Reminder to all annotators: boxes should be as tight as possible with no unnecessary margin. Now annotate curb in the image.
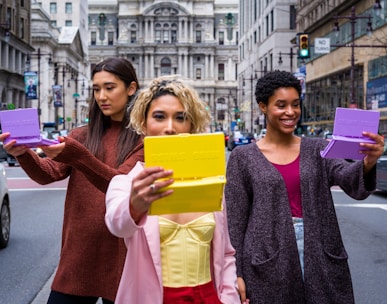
[31,270,55,304]
[31,269,103,303]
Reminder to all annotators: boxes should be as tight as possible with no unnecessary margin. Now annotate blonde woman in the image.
[105,76,242,304]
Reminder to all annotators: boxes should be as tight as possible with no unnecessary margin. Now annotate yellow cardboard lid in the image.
[144,133,226,215]
[144,133,225,179]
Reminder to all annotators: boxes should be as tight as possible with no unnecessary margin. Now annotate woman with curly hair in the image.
[105,76,242,304]
[225,70,384,303]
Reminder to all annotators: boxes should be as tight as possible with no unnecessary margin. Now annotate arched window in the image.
[154,21,180,44]
[130,24,137,43]
[163,23,170,43]
[196,24,202,43]
[155,23,162,43]
[161,58,171,75]
[171,23,177,42]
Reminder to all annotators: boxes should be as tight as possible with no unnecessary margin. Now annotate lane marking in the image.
[10,188,66,192]
[334,203,387,211]
[331,187,387,211]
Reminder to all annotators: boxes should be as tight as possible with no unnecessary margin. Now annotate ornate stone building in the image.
[89,0,239,132]
[0,0,33,112]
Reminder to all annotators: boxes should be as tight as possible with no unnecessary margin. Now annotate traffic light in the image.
[298,33,310,59]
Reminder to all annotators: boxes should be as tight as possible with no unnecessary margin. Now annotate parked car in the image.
[48,129,68,140]
[324,132,333,140]
[376,139,387,192]
[0,142,7,161]
[0,162,10,248]
[214,131,229,147]
[254,128,267,141]
[6,153,18,167]
[227,131,255,151]
[223,132,229,147]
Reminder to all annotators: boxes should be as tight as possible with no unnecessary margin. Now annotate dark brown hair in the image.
[84,57,141,167]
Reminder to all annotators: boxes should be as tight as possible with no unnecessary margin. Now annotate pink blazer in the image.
[105,162,240,304]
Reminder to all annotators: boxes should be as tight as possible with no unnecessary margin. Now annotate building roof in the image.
[58,26,79,44]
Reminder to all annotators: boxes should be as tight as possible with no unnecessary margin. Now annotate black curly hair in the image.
[255,70,302,105]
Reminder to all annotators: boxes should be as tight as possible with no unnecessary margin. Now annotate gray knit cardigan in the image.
[225,137,376,304]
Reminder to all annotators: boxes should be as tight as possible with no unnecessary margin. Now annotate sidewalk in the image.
[31,270,102,304]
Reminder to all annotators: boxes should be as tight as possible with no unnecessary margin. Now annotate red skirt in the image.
[163,281,222,304]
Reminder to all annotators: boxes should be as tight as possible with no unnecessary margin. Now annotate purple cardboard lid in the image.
[0,108,58,147]
[320,108,380,160]
[333,108,380,138]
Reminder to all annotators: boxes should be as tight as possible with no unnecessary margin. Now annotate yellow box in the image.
[144,133,226,215]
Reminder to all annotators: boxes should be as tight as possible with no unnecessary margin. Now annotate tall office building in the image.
[238,0,298,132]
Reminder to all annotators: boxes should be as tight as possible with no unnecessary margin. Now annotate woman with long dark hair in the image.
[0,57,144,303]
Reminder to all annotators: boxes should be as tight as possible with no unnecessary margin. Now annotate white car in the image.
[0,163,10,248]
[255,128,267,141]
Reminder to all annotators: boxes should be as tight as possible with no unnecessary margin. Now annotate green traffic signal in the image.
[300,49,309,57]
[298,33,310,59]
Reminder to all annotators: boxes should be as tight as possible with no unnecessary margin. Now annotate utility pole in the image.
[278,47,296,72]
[26,48,52,127]
[333,5,380,108]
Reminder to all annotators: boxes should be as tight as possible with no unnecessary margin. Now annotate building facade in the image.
[88,0,239,133]
[238,0,298,133]
[0,0,89,131]
[37,0,89,59]
[28,1,89,130]
[0,0,33,113]
[297,0,387,135]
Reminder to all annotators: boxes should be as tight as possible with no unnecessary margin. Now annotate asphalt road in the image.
[332,189,387,304]
[0,165,66,304]
[1,164,387,304]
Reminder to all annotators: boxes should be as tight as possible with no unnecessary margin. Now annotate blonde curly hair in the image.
[129,76,211,135]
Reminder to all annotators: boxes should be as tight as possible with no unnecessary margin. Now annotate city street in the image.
[0,164,386,304]
[332,188,387,304]
[0,164,66,304]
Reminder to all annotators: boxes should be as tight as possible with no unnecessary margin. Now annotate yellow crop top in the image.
[158,213,216,287]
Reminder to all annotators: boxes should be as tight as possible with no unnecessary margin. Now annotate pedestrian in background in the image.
[0,57,144,303]
[225,70,384,303]
[105,76,242,304]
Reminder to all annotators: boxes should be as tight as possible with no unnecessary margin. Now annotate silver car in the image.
[0,163,10,248]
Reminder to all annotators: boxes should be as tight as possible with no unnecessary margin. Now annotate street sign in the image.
[314,38,330,54]
[73,93,80,98]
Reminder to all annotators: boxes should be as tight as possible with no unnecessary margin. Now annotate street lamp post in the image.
[242,73,257,133]
[71,78,86,128]
[54,64,76,130]
[26,48,52,126]
[250,73,256,132]
[62,67,66,130]
[243,68,267,132]
[333,4,381,108]
[278,47,296,72]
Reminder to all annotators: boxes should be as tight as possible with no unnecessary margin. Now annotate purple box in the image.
[0,108,59,147]
[320,108,380,160]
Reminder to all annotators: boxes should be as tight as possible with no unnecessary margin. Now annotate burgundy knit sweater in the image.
[17,121,144,301]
